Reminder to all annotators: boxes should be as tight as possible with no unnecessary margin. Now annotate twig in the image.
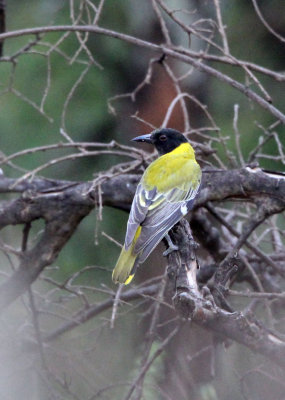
[22,223,50,376]
[43,284,158,342]
[0,25,284,122]
[10,149,140,188]
[0,0,5,56]
[152,0,172,45]
[206,203,284,277]
[251,0,285,43]
[162,62,191,132]
[61,62,92,136]
[124,325,179,400]
[131,272,168,400]
[213,0,229,54]
[233,104,245,167]
[228,289,285,300]
[110,284,123,329]
[0,140,145,166]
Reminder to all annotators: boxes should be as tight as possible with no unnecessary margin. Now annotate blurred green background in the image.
[0,0,284,399]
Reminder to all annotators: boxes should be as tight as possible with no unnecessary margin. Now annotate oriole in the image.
[112,128,201,284]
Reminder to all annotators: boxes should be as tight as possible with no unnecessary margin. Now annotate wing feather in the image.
[124,184,157,249]
[124,157,201,259]
[134,182,200,256]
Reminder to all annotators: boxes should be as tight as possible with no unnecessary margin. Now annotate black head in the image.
[132,128,188,155]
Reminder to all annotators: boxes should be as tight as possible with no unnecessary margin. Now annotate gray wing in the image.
[134,183,200,263]
[124,183,157,249]
[125,169,201,262]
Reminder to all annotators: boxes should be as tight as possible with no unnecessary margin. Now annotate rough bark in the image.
[0,167,284,311]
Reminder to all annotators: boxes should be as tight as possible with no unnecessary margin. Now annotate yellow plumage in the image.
[143,143,200,193]
[112,226,141,284]
[112,129,201,285]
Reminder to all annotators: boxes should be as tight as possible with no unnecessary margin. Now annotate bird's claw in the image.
[163,245,179,256]
[163,233,179,256]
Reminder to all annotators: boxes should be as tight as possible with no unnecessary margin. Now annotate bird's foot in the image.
[163,233,179,256]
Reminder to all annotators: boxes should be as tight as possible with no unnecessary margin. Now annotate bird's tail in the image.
[112,227,141,285]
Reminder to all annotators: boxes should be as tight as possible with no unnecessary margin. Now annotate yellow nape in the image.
[169,142,195,157]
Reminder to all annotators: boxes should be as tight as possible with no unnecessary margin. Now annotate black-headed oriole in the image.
[112,128,201,284]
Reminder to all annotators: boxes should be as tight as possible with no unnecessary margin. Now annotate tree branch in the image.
[166,220,285,370]
[0,25,285,123]
[44,284,158,342]
[0,167,283,311]
[40,219,285,372]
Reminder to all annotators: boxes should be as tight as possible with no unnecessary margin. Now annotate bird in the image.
[112,128,201,285]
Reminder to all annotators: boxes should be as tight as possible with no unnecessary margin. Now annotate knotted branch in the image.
[165,219,285,370]
[0,167,283,311]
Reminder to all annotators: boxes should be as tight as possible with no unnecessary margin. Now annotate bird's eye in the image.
[160,135,167,141]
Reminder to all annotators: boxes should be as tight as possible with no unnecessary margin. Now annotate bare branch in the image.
[0,25,284,123]
[251,0,285,44]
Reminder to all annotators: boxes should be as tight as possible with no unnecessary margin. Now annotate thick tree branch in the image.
[39,219,285,372]
[0,184,94,311]
[0,166,284,210]
[166,220,285,370]
[0,167,283,311]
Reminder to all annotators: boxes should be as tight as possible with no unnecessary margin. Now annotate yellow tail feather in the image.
[112,246,137,284]
[112,227,141,285]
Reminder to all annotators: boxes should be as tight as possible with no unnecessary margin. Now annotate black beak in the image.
[131,133,152,143]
